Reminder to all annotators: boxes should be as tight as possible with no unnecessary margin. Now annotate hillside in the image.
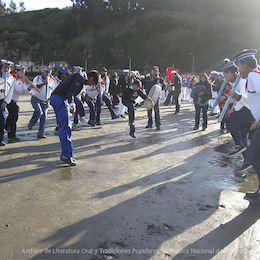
[0,2,259,74]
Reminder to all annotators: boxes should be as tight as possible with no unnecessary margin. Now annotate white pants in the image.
[117,95,127,115]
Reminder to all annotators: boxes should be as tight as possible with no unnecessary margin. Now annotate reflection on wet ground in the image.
[213,139,258,193]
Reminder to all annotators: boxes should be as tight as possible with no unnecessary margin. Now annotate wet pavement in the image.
[0,95,259,260]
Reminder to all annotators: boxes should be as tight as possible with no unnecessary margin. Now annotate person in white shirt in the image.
[232,49,260,201]
[0,59,15,146]
[28,66,56,138]
[6,65,31,142]
[220,59,254,172]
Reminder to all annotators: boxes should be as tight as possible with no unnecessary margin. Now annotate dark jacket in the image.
[144,74,165,94]
[122,87,147,104]
[52,73,86,104]
[118,74,132,94]
[191,83,212,106]
[109,75,119,95]
[172,73,182,93]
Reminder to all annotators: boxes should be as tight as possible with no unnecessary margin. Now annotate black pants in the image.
[164,91,175,105]
[195,104,208,128]
[174,90,181,113]
[6,100,19,138]
[123,100,135,134]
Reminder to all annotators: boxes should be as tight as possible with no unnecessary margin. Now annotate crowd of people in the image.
[0,49,259,202]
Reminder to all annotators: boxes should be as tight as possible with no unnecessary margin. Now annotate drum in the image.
[144,84,162,109]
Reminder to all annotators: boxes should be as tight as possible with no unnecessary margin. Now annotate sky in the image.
[4,0,73,11]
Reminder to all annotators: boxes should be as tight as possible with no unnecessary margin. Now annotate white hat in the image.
[123,69,129,73]
[235,49,257,62]
[1,59,14,66]
[43,65,52,72]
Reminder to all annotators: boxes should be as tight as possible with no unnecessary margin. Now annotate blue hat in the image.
[43,65,52,72]
[234,49,257,62]
[220,59,237,71]
[16,64,27,71]
[1,59,14,66]
[58,66,69,73]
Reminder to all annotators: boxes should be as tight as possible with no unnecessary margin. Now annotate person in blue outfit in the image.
[50,70,99,166]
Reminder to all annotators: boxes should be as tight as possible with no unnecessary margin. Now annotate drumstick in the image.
[24,76,41,93]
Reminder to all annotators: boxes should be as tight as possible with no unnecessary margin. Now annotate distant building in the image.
[18,61,35,72]
[49,61,69,71]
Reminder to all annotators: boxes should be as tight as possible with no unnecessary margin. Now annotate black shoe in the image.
[37,135,47,139]
[96,122,102,126]
[88,120,96,126]
[0,141,6,146]
[60,155,77,166]
[112,115,119,119]
[28,123,33,130]
[8,136,20,142]
[129,133,136,138]
[146,125,153,129]
[236,162,252,172]
[163,103,168,106]
[193,126,199,130]
[228,145,246,157]
[5,126,11,132]
[202,127,207,131]
[156,126,161,130]
[120,115,126,118]
[244,192,260,200]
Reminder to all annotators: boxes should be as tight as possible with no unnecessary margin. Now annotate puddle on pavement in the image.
[56,167,100,181]
[213,139,258,193]
[237,174,258,193]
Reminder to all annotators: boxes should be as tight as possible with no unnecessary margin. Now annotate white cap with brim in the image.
[234,49,257,62]
[43,65,52,72]
[123,69,129,73]
[73,66,83,72]
[220,60,236,71]
[1,59,14,66]
[171,70,177,74]
[16,64,27,70]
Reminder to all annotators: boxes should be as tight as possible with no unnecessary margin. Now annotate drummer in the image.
[122,79,149,138]
[143,66,165,130]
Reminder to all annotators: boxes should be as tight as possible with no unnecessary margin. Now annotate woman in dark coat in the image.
[191,73,212,131]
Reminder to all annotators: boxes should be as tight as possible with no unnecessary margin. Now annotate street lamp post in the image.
[128,56,132,71]
[190,53,195,74]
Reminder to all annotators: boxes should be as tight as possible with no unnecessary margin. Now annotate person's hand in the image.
[70,105,76,114]
[1,101,7,110]
[232,92,241,100]
[86,96,91,102]
[250,121,260,131]
[225,108,234,117]
[119,92,123,97]
[81,92,85,98]
[218,96,225,103]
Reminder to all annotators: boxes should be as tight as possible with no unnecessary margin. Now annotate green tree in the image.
[0,0,6,16]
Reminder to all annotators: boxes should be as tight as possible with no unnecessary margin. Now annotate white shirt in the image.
[12,76,29,102]
[32,75,56,101]
[0,73,14,104]
[83,84,99,100]
[233,77,248,111]
[240,70,260,121]
[100,74,110,93]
